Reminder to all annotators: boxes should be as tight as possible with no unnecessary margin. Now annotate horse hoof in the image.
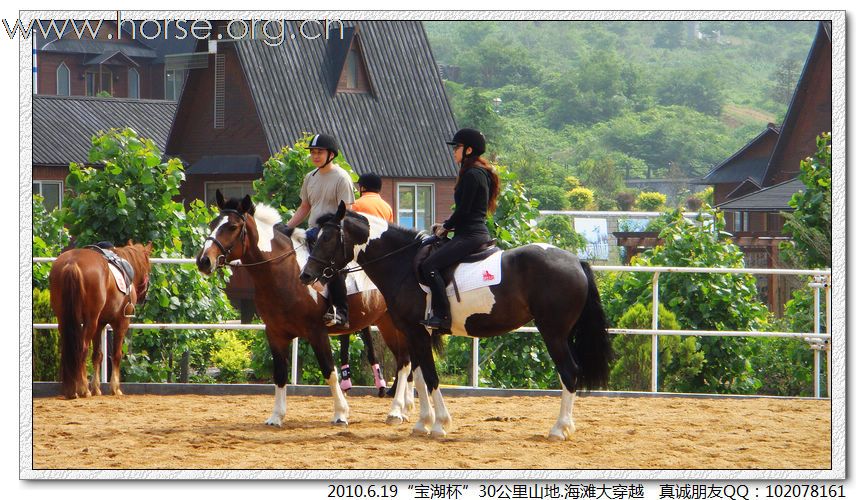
[378,387,386,398]
[385,415,405,426]
[264,417,283,427]
[431,428,447,438]
[411,425,430,436]
[547,429,568,441]
[332,419,349,427]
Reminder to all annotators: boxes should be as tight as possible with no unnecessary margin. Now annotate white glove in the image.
[431,223,448,238]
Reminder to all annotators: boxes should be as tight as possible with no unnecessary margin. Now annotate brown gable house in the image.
[165,21,459,317]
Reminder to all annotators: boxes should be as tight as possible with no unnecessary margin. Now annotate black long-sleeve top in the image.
[443,165,492,236]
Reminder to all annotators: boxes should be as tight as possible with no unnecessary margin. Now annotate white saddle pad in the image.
[419,249,503,297]
[108,263,131,295]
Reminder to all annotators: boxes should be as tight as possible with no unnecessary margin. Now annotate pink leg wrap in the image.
[372,363,386,389]
[339,364,352,391]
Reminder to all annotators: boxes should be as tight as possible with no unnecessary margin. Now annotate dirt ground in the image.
[31,393,830,470]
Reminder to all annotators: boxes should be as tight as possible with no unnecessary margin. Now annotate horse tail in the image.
[431,332,445,357]
[569,261,612,391]
[59,264,85,396]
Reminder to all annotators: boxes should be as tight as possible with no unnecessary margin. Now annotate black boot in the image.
[420,271,451,333]
[324,274,350,329]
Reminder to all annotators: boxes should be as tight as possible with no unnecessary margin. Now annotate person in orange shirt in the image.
[352,173,394,222]
[336,172,394,393]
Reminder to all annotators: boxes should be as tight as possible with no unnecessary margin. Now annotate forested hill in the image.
[423,20,816,208]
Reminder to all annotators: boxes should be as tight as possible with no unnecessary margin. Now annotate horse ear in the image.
[145,242,153,254]
[336,200,346,220]
[216,189,225,209]
[127,239,133,246]
[240,195,253,214]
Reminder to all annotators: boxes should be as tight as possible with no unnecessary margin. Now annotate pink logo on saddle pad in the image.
[482,270,495,281]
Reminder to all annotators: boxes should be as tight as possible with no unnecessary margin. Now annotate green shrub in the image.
[211,331,252,383]
[635,191,667,211]
[32,288,60,381]
[566,186,595,210]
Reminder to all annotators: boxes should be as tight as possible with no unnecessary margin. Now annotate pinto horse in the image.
[195,191,413,426]
[49,241,153,399]
[300,202,613,440]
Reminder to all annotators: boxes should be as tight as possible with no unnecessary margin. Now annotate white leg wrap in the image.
[328,370,350,425]
[265,384,287,426]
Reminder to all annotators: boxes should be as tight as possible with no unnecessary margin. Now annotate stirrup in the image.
[420,315,451,333]
[123,303,135,318]
[324,307,349,329]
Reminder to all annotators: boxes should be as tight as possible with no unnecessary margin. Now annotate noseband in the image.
[205,209,248,267]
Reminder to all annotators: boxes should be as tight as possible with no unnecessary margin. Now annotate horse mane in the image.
[253,203,281,227]
[113,242,151,277]
[318,210,427,243]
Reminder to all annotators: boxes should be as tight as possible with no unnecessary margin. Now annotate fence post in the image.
[826,276,831,397]
[651,272,660,393]
[291,337,299,385]
[101,325,109,384]
[813,283,821,398]
[471,337,479,388]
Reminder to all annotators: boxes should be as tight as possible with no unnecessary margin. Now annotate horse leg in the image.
[411,365,433,435]
[411,333,451,437]
[361,328,386,396]
[89,323,106,396]
[338,334,352,392]
[309,331,349,426]
[108,318,130,396]
[538,326,581,441]
[385,362,412,425]
[77,318,100,398]
[264,338,291,427]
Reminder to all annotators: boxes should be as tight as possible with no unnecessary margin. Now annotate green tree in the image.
[780,132,831,269]
[605,209,772,393]
[768,55,802,106]
[539,214,587,254]
[610,302,705,392]
[32,195,70,290]
[566,186,595,210]
[656,65,726,116]
[60,128,237,382]
[531,185,569,210]
[486,164,550,249]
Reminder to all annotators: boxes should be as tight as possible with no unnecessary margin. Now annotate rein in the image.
[309,220,421,278]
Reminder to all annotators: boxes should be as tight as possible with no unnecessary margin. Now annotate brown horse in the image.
[49,241,153,399]
[195,191,413,426]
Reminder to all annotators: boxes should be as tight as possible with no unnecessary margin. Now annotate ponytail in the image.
[458,155,500,215]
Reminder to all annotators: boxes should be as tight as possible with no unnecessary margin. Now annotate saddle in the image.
[414,237,499,302]
[85,243,135,293]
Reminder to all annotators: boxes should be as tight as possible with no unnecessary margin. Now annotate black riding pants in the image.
[420,231,491,278]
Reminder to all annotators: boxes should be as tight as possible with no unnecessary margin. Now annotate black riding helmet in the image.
[446,128,486,156]
[307,133,339,168]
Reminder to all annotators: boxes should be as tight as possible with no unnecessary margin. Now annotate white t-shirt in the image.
[300,165,356,226]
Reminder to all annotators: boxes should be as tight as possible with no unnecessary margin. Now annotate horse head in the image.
[196,189,255,274]
[300,201,361,285]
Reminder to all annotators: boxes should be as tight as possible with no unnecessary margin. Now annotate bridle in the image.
[306,219,421,280]
[205,209,249,268]
[205,209,301,269]
[305,220,348,280]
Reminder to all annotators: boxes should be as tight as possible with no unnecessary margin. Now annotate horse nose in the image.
[299,272,313,285]
[197,255,212,274]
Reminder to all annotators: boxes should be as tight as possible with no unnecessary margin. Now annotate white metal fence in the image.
[32,257,832,397]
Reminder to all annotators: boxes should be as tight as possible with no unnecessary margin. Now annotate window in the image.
[165,69,187,101]
[85,68,113,96]
[397,184,434,231]
[34,181,62,210]
[345,49,359,89]
[336,39,371,93]
[128,68,140,99]
[56,63,70,96]
[733,211,750,232]
[205,181,254,207]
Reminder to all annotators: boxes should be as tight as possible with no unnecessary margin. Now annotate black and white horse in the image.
[299,202,612,440]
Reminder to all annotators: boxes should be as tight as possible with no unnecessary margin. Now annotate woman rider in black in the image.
[420,128,500,333]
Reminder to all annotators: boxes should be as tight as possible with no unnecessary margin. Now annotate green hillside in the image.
[424,20,816,208]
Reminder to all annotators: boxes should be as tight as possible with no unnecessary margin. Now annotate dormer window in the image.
[337,37,371,94]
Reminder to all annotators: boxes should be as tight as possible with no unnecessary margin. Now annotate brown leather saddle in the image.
[414,237,500,302]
